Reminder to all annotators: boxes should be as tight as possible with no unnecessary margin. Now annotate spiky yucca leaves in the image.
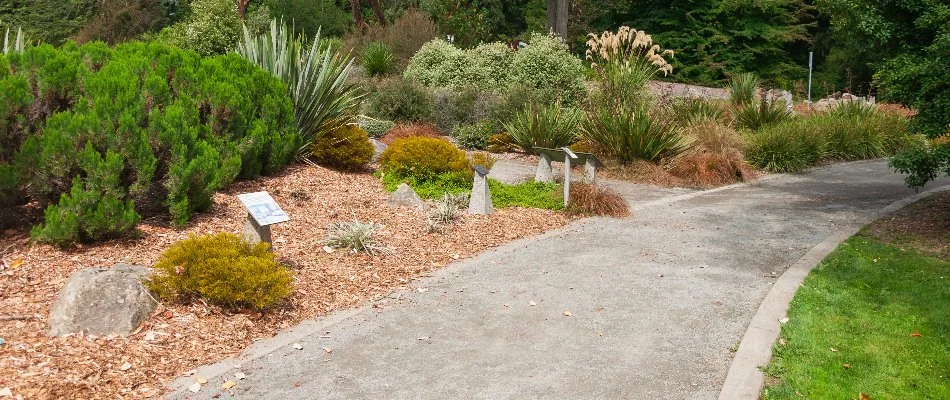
[237,20,363,158]
[503,103,581,153]
[582,106,690,164]
[729,73,758,107]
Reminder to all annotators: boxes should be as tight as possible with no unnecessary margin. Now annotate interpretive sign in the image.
[238,191,289,226]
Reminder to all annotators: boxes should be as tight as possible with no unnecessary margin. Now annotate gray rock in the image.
[48,264,158,337]
[370,139,388,162]
[387,183,425,208]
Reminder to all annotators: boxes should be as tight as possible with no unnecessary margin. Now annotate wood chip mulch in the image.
[0,165,569,399]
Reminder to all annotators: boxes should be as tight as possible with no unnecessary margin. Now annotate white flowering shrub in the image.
[404,34,584,105]
[161,0,242,56]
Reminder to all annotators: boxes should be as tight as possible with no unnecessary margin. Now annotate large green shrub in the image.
[147,233,293,310]
[1,41,298,244]
[159,0,242,56]
[891,136,950,190]
[453,122,495,150]
[365,77,433,122]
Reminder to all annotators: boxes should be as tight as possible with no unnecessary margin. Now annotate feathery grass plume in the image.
[585,26,674,108]
[1,20,28,54]
[729,73,758,107]
[237,19,363,159]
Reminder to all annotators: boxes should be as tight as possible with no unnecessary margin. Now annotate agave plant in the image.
[581,106,690,164]
[503,103,581,153]
[237,20,364,159]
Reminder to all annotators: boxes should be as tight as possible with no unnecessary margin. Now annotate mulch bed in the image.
[0,165,569,399]
[864,190,950,259]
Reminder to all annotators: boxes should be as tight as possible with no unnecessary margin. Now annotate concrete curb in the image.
[717,183,950,400]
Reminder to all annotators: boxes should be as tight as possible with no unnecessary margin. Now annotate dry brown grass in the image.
[380,122,445,145]
[342,9,437,71]
[684,121,744,154]
[567,183,630,217]
[668,150,757,188]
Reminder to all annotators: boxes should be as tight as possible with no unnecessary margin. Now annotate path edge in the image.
[717,183,950,400]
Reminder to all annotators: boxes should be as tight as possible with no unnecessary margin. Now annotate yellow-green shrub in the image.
[310,124,374,169]
[147,233,293,310]
[379,136,471,179]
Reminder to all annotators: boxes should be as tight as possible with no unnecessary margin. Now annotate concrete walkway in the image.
[169,160,947,400]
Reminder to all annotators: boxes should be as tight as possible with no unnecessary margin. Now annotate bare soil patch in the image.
[0,165,568,399]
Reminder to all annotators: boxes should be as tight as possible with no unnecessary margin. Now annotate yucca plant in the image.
[362,42,394,77]
[729,73,758,107]
[581,106,690,164]
[237,19,363,159]
[503,103,581,153]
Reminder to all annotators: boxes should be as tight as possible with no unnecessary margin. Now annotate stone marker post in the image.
[584,161,597,182]
[243,215,272,244]
[237,191,289,248]
[469,165,493,215]
[536,153,554,183]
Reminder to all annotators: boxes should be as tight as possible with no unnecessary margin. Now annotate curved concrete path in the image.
[169,160,948,400]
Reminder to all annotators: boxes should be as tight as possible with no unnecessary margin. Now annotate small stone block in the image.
[536,153,554,183]
[468,172,493,215]
[243,214,272,245]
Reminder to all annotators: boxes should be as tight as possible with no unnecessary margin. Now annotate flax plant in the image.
[237,20,363,159]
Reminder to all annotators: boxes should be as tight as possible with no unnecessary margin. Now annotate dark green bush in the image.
[310,124,374,170]
[147,233,293,310]
[1,41,298,244]
[891,136,950,189]
[365,77,433,122]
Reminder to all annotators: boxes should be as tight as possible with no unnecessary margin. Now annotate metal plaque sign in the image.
[237,191,289,226]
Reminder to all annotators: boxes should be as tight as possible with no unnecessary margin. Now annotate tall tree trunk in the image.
[237,0,251,19]
[555,0,569,38]
[369,0,386,25]
[546,0,569,38]
[349,0,363,27]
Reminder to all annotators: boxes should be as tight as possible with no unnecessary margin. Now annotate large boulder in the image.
[387,183,425,208]
[48,264,158,337]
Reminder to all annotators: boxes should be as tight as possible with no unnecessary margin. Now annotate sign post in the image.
[807,51,813,111]
[237,191,289,246]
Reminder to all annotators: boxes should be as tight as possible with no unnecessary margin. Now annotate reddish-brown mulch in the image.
[0,165,568,399]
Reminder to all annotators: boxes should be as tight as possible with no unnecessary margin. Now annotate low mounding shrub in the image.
[567,183,630,217]
[504,104,581,153]
[582,107,690,164]
[310,124,374,170]
[365,77,433,122]
[891,136,950,189]
[379,136,471,180]
[454,122,495,150]
[3,41,298,244]
[358,116,394,139]
[380,122,443,145]
[158,0,243,56]
[362,42,395,77]
[147,233,293,310]
[430,87,501,135]
[744,121,825,173]
[325,220,386,255]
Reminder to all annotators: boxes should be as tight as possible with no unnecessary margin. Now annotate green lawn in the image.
[381,172,563,210]
[763,235,950,399]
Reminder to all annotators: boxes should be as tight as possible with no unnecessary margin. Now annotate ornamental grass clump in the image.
[503,103,581,153]
[586,26,674,108]
[582,107,690,164]
[567,183,629,217]
[362,42,394,76]
[147,233,293,310]
[326,220,386,255]
[729,73,758,107]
